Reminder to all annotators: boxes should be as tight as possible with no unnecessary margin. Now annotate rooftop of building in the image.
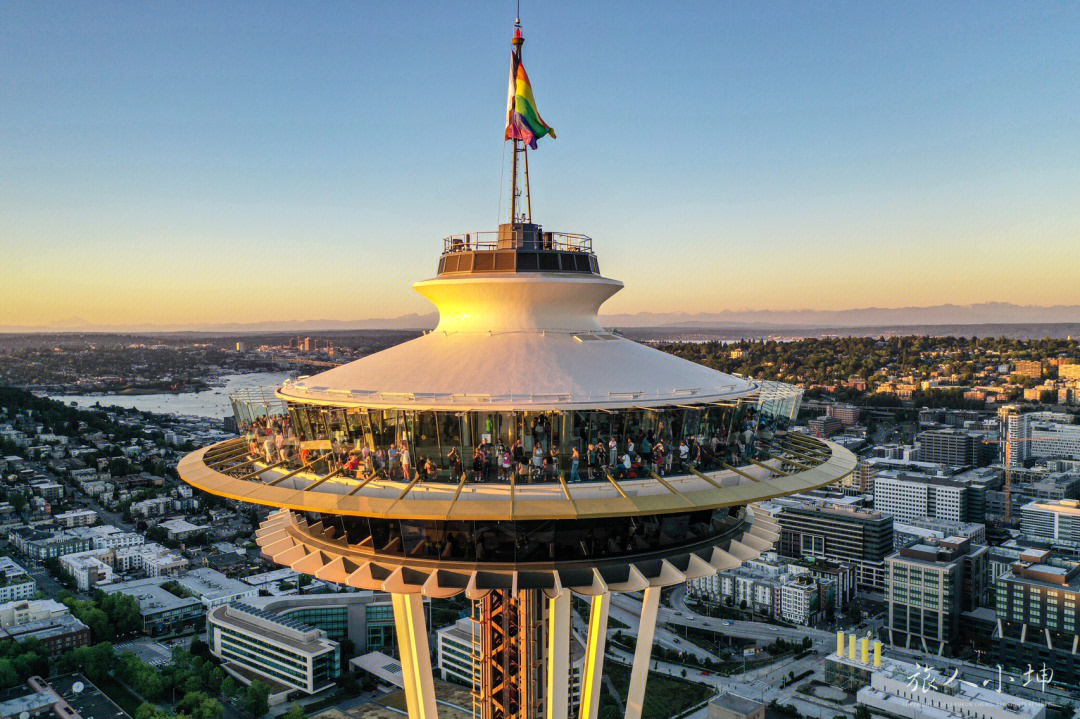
[1022,498,1080,515]
[0,556,29,577]
[0,611,88,642]
[776,498,889,522]
[158,518,209,532]
[100,577,203,613]
[174,568,254,601]
[50,673,131,719]
[211,602,336,656]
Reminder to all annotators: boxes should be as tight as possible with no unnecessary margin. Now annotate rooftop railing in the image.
[441,231,593,255]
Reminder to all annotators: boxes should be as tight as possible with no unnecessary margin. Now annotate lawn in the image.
[600,660,714,719]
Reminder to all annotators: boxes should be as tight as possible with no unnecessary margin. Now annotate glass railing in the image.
[225,427,826,490]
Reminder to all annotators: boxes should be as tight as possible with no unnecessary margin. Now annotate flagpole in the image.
[510,20,529,225]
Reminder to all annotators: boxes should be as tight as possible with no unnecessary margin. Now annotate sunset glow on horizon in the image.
[2,2,1078,328]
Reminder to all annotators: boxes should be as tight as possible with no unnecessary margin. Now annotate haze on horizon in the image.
[2,2,1078,329]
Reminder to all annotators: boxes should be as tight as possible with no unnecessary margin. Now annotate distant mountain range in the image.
[2,302,1078,334]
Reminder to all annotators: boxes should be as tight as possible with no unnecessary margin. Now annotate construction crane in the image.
[981,435,1057,523]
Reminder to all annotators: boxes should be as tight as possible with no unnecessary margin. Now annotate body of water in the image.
[50,370,296,419]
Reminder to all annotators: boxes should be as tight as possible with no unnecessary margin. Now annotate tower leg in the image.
[624,587,660,719]
[579,593,610,719]
[391,592,438,719]
[546,592,570,719]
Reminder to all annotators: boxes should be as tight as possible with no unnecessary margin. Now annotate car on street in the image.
[686,615,695,621]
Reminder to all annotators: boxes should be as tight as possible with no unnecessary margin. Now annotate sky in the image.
[2,2,1078,328]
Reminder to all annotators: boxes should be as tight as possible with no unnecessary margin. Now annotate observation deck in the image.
[178,431,854,596]
[437,223,599,276]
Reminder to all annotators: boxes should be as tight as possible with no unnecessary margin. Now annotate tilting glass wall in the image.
[230,386,288,427]
[284,402,761,483]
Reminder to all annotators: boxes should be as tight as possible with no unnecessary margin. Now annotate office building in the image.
[873,473,972,524]
[885,536,987,655]
[893,518,985,549]
[808,415,843,438]
[775,501,893,591]
[996,550,1080,685]
[916,429,979,467]
[241,592,411,656]
[0,557,36,603]
[1020,499,1080,544]
[172,568,257,609]
[1005,411,1080,467]
[208,602,340,696]
[101,577,205,637]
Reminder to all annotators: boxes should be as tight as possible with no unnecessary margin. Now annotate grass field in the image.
[599,661,714,719]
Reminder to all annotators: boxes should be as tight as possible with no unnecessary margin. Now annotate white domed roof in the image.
[279,269,756,410]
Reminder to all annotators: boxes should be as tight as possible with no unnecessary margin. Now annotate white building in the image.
[0,557,37,602]
[208,602,340,696]
[779,579,817,625]
[71,525,146,551]
[144,549,190,577]
[59,551,114,592]
[158,517,210,541]
[1006,411,1080,467]
[858,658,1044,719]
[0,598,69,628]
[54,509,98,528]
[1020,499,1080,543]
[874,473,968,524]
[175,568,257,609]
[130,497,174,518]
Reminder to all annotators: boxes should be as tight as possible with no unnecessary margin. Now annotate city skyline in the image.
[3,2,1078,328]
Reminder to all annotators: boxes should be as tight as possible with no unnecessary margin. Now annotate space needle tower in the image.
[180,19,854,719]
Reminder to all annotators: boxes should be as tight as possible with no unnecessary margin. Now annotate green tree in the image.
[221,677,239,702]
[242,681,270,719]
[0,658,20,691]
[854,706,872,719]
[282,706,307,719]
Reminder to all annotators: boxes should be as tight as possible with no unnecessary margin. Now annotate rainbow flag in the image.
[505,52,555,149]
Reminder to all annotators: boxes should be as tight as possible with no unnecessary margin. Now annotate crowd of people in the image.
[238,411,770,487]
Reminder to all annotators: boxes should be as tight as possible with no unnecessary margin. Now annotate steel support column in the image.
[579,592,610,719]
[624,587,660,719]
[391,592,438,719]
[546,592,570,719]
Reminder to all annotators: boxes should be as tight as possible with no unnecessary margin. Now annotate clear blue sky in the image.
[2,2,1078,326]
